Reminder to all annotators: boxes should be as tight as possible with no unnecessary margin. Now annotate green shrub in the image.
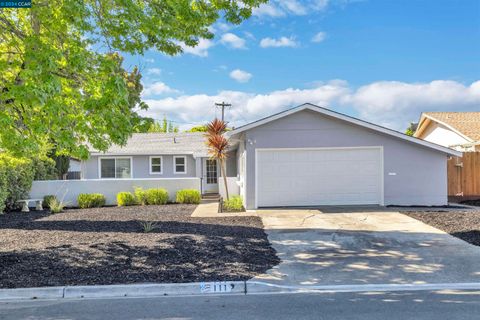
[78,193,106,208]
[223,196,244,212]
[145,188,169,205]
[43,195,57,208]
[134,187,148,205]
[49,198,66,214]
[0,166,7,214]
[32,157,58,180]
[0,155,35,212]
[139,221,158,233]
[117,192,137,206]
[176,189,201,204]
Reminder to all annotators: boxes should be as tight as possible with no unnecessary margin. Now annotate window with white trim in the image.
[150,156,163,174]
[100,158,131,178]
[174,156,187,174]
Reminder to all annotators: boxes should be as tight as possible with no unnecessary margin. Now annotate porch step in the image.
[201,193,220,202]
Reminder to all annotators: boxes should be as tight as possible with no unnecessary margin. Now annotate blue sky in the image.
[124,0,480,131]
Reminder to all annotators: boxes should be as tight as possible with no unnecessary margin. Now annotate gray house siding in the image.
[242,109,448,209]
[83,155,197,179]
[225,151,238,177]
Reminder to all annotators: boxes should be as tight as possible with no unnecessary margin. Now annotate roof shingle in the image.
[423,112,480,141]
[90,132,209,157]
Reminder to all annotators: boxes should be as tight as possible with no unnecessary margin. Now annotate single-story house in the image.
[81,132,237,194]
[414,112,480,151]
[226,104,460,209]
[32,103,461,208]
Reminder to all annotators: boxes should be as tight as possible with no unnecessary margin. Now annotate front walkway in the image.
[251,207,480,286]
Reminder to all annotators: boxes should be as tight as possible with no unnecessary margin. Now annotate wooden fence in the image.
[448,152,480,199]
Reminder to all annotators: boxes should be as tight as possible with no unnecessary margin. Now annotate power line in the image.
[215,101,232,122]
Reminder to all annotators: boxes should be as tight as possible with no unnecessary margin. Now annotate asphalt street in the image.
[1,289,479,320]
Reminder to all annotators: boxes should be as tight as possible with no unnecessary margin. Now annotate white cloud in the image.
[144,58,154,63]
[311,31,327,43]
[220,33,247,49]
[253,0,331,18]
[140,80,480,131]
[345,80,480,129]
[229,69,253,83]
[142,82,180,97]
[253,3,286,17]
[180,38,214,57]
[146,68,161,75]
[217,22,233,32]
[244,31,256,40]
[141,80,349,125]
[278,0,307,15]
[260,36,298,48]
[310,0,329,11]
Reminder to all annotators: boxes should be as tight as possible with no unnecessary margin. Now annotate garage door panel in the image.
[256,148,382,207]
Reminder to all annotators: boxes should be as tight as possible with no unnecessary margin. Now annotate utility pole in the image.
[215,102,232,122]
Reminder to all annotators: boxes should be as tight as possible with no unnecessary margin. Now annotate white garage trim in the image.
[254,146,384,209]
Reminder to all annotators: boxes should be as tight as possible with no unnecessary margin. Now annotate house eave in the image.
[227,103,462,157]
[414,113,475,143]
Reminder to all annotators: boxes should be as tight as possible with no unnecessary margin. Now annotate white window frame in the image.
[173,156,187,174]
[98,156,133,179]
[149,156,163,175]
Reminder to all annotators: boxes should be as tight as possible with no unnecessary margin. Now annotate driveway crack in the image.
[300,214,316,227]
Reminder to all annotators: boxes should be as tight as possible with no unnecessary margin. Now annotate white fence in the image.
[218,177,240,199]
[30,178,201,206]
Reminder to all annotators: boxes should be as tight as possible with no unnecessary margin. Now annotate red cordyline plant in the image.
[206,118,230,200]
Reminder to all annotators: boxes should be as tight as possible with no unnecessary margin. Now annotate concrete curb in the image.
[0,286,65,301]
[246,281,480,294]
[0,281,245,301]
[2,281,480,301]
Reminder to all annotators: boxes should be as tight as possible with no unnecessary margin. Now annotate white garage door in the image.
[256,147,383,207]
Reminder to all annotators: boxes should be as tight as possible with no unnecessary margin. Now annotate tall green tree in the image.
[405,122,418,136]
[138,115,179,133]
[0,0,265,159]
[186,125,208,132]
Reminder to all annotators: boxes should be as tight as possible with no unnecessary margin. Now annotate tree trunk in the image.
[220,159,229,200]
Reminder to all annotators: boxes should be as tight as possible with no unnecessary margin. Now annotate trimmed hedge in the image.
[0,155,60,213]
[223,196,244,212]
[78,193,106,208]
[145,188,169,205]
[176,189,201,204]
[134,187,148,205]
[0,155,35,212]
[117,192,137,206]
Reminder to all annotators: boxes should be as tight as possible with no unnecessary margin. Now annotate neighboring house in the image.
[31,103,460,208]
[226,103,460,209]
[67,158,82,180]
[414,112,480,151]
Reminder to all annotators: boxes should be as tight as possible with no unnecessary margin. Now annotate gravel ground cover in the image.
[0,204,279,288]
[403,210,480,246]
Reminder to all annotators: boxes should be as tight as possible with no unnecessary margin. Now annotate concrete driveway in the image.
[251,206,480,286]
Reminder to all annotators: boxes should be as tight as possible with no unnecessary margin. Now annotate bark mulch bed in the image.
[0,204,279,288]
[403,210,480,247]
[461,199,480,207]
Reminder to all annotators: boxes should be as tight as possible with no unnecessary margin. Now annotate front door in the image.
[203,158,219,193]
